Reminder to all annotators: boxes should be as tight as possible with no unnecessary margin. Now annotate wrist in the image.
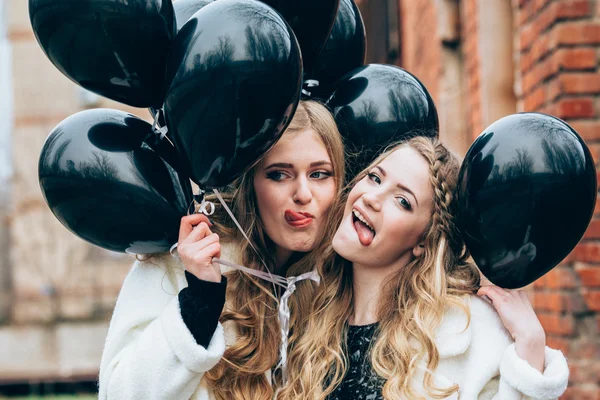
[514,325,546,347]
[514,328,546,373]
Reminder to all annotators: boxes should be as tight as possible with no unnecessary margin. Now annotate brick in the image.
[583,290,600,311]
[548,77,560,101]
[556,0,592,20]
[520,50,534,74]
[539,267,579,289]
[572,340,600,360]
[533,0,550,15]
[562,386,600,400]
[532,3,558,37]
[552,22,600,46]
[558,73,600,95]
[546,336,571,356]
[596,196,600,215]
[521,23,536,50]
[530,33,552,63]
[524,86,546,110]
[554,98,595,119]
[519,0,531,9]
[571,242,600,263]
[567,361,600,384]
[556,48,597,70]
[538,312,576,335]
[589,143,600,165]
[523,59,560,93]
[519,2,534,25]
[584,219,600,239]
[533,291,586,312]
[578,261,600,286]
[570,121,600,141]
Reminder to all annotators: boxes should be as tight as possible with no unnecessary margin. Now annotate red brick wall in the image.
[393,0,600,396]
[516,0,600,398]
[398,0,441,106]
[461,0,483,141]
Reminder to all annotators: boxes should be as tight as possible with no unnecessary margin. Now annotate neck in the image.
[350,256,411,326]
[274,246,293,274]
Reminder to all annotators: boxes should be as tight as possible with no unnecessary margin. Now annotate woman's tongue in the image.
[354,219,374,246]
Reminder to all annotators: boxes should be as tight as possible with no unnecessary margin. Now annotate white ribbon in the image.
[171,188,320,385]
[301,79,320,97]
[151,108,169,140]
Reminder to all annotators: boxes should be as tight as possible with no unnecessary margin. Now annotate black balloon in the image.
[29,0,176,108]
[307,0,366,100]
[164,0,303,187]
[327,64,439,179]
[38,109,193,254]
[173,0,214,31]
[260,0,339,74]
[457,113,597,289]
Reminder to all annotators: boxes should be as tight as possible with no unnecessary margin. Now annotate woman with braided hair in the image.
[277,135,569,400]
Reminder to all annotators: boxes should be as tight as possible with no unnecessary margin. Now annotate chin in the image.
[332,229,355,261]
[284,237,316,253]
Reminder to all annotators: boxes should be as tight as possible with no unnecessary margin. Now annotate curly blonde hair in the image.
[277,136,480,400]
[204,100,346,399]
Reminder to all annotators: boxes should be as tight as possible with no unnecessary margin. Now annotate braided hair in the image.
[278,135,481,400]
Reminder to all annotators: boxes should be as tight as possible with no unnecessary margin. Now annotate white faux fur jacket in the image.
[98,253,568,400]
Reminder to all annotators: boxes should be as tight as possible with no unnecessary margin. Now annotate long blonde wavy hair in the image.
[204,100,345,399]
[277,136,481,400]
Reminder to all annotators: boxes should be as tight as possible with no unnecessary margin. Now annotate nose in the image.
[362,189,382,212]
[293,177,313,205]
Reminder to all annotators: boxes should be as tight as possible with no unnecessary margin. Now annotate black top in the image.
[178,271,227,348]
[328,323,385,400]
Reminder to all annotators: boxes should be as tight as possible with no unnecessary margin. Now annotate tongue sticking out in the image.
[285,210,310,222]
[354,220,374,246]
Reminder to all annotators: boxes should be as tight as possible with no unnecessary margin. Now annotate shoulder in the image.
[436,296,512,359]
[466,295,513,358]
[121,253,186,294]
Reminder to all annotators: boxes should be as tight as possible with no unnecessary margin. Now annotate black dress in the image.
[327,323,385,400]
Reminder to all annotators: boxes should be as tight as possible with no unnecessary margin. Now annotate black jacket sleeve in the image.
[178,271,228,348]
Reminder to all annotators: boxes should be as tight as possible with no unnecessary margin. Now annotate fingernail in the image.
[208,218,214,225]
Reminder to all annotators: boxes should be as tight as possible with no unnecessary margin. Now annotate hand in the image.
[177,214,221,283]
[477,285,546,372]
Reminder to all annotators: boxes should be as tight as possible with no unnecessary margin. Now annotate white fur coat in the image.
[98,253,568,399]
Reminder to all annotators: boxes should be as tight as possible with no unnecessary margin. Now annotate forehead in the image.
[379,146,433,200]
[261,129,330,163]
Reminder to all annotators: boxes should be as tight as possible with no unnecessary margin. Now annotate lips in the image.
[285,210,314,228]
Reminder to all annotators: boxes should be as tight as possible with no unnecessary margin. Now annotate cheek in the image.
[253,179,277,217]
[317,180,337,211]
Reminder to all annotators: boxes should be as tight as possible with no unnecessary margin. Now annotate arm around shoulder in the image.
[469,296,569,400]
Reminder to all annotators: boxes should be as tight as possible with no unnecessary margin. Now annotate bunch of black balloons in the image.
[31,0,370,253]
[31,0,596,290]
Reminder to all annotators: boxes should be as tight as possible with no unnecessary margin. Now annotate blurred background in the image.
[0,0,599,398]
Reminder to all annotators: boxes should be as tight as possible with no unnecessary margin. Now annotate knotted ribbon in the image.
[170,188,320,384]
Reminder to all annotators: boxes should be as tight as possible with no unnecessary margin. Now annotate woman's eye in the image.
[367,172,381,184]
[310,170,332,180]
[397,197,412,210]
[266,171,287,181]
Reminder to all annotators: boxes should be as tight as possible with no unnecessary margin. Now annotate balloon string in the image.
[301,79,319,97]
[211,189,269,271]
[151,108,169,140]
[170,188,320,385]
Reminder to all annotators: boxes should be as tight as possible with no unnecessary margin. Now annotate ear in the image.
[412,242,425,258]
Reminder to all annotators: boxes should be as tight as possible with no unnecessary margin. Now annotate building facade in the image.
[1,0,599,397]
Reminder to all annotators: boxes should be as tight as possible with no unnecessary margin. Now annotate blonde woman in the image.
[99,100,345,400]
[279,135,569,399]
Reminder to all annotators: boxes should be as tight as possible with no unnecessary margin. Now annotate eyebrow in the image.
[264,161,332,169]
[374,165,419,207]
